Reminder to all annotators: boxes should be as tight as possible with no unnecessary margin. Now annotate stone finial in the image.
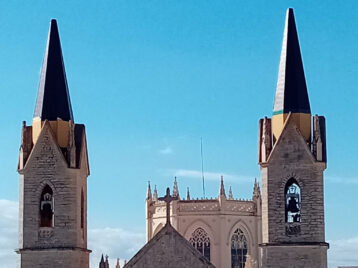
[186,187,190,200]
[228,186,233,200]
[146,181,152,200]
[220,175,226,197]
[67,120,76,168]
[312,115,327,162]
[259,117,272,163]
[173,177,179,198]
[253,178,261,199]
[105,255,109,268]
[19,120,33,169]
[153,185,158,201]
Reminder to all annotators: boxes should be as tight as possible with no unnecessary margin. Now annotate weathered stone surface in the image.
[19,249,89,268]
[18,122,90,268]
[125,224,215,268]
[146,189,262,268]
[260,116,328,267]
[260,245,328,268]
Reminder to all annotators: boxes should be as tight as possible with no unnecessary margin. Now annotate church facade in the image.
[16,7,329,268]
[146,177,261,267]
[145,8,328,268]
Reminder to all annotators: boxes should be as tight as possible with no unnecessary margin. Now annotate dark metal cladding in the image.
[34,19,74,121]
[273,8,311,115]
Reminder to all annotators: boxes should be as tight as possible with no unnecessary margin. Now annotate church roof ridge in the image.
[273,8,310,115]
[34,19,74,121]
[125,224,215,267]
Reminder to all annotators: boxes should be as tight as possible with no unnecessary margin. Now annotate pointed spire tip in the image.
[273,6,310,116]
[34,18,74,122]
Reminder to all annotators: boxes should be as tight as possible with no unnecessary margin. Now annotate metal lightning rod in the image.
[200,137,206,198]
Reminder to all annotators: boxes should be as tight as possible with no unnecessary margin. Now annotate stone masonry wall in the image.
[20,249,89,268]
[261,122,326,243]
[147,198,262,268]
[19,123,89,267]
[260,245,328,268]
[260,120,328,267]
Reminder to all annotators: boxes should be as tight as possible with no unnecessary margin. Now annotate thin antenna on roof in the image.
[201,137,205,198]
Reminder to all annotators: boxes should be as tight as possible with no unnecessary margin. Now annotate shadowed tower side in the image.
[17,20,90,268]
[258,8,328,268]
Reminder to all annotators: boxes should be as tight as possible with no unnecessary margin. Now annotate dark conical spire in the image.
[34,19,74,121]
[273,8,310,115]
[219,175,226,197]
[146,181,152,200]
[99,254,106,268]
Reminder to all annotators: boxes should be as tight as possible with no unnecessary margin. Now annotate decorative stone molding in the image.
[285,223,301,236]
[224,201,255,213]
[38,227,54,239]
[179,202,219,212]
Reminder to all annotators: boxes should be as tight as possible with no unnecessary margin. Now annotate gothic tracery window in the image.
[189,227,211,261]
[40,185,54,227]
[285,178,301,223]
[231,228,248,268]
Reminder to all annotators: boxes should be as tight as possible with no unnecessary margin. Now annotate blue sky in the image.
[0,0,358,267]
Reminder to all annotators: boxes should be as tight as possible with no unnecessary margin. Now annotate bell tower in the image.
[17,20,90,268]
[258,9,328,267]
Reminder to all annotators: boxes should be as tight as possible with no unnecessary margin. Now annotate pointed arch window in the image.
[231,228,248,268]
[189,227,211,261]
[40,185,54,227]
[285,178,301,223]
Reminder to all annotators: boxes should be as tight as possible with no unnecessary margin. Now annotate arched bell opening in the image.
[285,178,301,223]
[40,185,54,227]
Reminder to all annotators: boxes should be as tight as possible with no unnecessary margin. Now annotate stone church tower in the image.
[258,8,328,267]
[144,8,329,268]
[17,20,91,267]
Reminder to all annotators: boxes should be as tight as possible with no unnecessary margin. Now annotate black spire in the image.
[34,19,74,121]
[99,254,105,268]
[273,8,311,115]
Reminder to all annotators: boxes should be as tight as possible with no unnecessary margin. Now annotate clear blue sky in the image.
[0,0,357,266]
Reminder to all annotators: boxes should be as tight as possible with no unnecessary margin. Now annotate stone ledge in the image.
[259,241,329,248]
[16,247,92,254]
